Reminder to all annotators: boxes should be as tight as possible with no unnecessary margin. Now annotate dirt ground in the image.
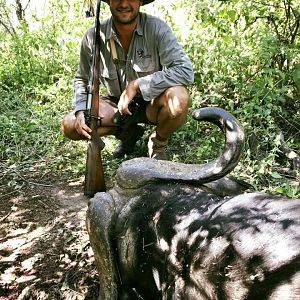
[0,164,108,300]
[1,150,299,300]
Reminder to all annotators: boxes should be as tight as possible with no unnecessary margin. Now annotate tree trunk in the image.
[15,0,24,21]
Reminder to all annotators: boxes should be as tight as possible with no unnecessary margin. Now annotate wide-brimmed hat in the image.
[103,0,154,5]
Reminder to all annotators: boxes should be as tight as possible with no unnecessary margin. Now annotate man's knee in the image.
[164,86,190,119]
[60,115,67,135]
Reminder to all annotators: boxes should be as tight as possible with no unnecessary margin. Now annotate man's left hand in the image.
[118,80,139,115]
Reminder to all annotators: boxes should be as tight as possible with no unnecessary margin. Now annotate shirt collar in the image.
[136,12,144,36]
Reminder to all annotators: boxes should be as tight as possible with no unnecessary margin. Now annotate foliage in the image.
[159,0,300,196]
[0,0,90,172]
[0,0,299,197]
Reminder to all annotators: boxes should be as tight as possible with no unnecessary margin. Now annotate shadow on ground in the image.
[0,166,101,300]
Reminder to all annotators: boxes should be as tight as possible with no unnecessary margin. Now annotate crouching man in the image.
[61,0,194,160]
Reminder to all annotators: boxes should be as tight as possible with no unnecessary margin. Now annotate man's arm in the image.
[71,29,94,140]
[117,80,139,115]
[73,28,94,113]
[137,18,194,102]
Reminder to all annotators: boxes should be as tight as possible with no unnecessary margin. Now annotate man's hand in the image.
[75,110,92,139]
[118,80,139,115]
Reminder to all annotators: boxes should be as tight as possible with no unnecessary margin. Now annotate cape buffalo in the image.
[86,108,300,299]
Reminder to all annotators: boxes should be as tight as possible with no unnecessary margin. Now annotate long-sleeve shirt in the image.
[73,12,194,112]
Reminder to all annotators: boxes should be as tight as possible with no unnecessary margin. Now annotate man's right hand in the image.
[75,110,92,140]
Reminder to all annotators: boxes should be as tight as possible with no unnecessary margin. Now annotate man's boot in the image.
[113,124,144,158]
[148,130,169,160]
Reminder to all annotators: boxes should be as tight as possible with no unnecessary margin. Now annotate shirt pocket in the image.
[132,56,156,77]
[101,67,121,96]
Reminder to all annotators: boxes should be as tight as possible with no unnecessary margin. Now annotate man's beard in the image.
[111,9,139,25]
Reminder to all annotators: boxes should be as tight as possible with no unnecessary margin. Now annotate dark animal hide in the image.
[87,182,300,300]
[86,107,300,299]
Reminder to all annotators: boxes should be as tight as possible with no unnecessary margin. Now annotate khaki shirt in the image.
[73,12,194,112]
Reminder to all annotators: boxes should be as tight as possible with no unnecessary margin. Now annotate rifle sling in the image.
[109,38,123,94]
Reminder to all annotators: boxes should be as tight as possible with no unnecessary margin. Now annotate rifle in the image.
[84,0,106,196]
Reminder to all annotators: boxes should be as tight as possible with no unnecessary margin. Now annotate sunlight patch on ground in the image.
[0,215,64,285]
[1,220,62,255]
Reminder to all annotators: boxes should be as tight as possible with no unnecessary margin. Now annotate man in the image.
[61,0,194,160]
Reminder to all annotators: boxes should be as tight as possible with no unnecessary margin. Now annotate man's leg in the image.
[112,124,144,158]
[146,85,190,159]
[61,99,119,140]
[61,99,145,157]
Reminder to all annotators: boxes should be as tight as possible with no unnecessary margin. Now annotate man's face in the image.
[110,0,142,25]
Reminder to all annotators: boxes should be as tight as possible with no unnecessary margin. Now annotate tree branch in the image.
[277,129,300,171]
[0,4,16,35]
[291,14,300,44]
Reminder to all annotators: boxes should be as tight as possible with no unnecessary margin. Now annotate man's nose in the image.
[118,0,130,7]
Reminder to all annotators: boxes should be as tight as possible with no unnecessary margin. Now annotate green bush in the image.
[1,0,299,196]
[160,0,300,196]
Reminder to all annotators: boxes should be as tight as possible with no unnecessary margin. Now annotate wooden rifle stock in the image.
[84,0,106,196]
